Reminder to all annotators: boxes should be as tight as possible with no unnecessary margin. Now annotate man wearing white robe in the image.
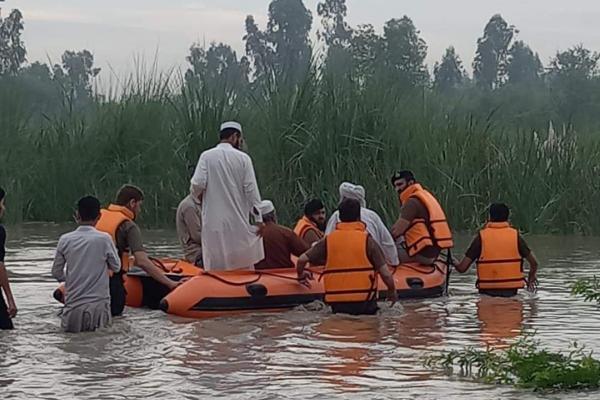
[325,182,400,266]
[190,121,264,271]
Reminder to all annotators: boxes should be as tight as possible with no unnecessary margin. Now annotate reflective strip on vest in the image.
[399,184,453,257]
[324,222,377,303]
[476,222,525,290]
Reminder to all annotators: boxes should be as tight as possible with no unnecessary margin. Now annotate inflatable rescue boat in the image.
[160,261,449,319]
[53,258,201,309]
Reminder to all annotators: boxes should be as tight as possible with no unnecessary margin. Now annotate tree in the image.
[549,45,599,80]
[0,9,26,75]
[185,42,249,87]
[506,41,542,85]
[243,15,273,80]
[266,0,313,78]
[317,0,352,48]
[382,16,429,86]
[350,24,384,80]
[433,46,467,92]
[56,50,101,100]
[473,14,515,89]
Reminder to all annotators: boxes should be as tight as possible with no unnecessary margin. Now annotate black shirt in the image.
[0,225,6,262]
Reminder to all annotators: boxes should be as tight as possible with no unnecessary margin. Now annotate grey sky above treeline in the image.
[2,0,599,76]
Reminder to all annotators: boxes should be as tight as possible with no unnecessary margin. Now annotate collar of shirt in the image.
[217,143,234,150]
[76,225,97,232]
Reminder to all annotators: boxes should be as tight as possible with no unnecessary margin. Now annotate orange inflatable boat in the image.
[160,261,449,319]
[52,258,201,310]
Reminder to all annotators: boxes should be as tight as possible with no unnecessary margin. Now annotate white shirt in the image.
[326,208,400,266]
[190,142,264,271]
[51,226,121,308]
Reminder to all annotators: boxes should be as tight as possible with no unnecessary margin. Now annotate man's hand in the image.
[256,222,266,237]
[7,297,17,318]
[527,276,538,293]
[297,270,313,288]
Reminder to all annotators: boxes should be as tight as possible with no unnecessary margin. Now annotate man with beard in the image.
[293,199,326,245]
[190,121,264,271]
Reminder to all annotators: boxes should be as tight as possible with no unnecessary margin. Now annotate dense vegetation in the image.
[2,1,600,232]
[424,335,600,391]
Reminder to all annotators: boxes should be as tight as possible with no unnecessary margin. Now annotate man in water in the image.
[326,182,399,267]
[190,121,264,271]
[390,170,453,264]
[96,185,179,316]
[255,200,309,270]
[52,196,121,332]
[0,187,17,330]
[176,193,202,265]
[454,203,538,297]
[297,198,397,315]
[293,198,326,245]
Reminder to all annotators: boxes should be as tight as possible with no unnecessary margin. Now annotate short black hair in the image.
[338,198,361,222]
[115,184,144,206]
[219,127,241,140]
[304,199,324,216]
[489,203,510,222]
[78,196,101,221]
[0,187,5,202]
[391,170,415,184]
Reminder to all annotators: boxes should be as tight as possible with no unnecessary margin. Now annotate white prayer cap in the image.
[257,200,275,216]
[220,121,243,133]
[339,182,366,208]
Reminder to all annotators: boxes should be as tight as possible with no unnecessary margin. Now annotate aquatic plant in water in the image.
[424,336,600,391]
[571,277,600,303]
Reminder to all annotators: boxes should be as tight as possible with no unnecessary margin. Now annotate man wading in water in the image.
[0,187,17,330]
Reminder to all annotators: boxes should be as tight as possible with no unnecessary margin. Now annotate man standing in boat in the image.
[390,170,453,264]
[296,198,397,315]
[190,121,264,271]
[454,203,539,297]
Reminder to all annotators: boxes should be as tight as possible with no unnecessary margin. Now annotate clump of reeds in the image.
[572,277,600,303]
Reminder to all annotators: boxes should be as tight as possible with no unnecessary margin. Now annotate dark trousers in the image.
[0,294,14,330]
[330,300,379,316]
[479,289,518,298]
[109,273,127,316]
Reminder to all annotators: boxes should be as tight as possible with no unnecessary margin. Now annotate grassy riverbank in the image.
[2,69,600,233]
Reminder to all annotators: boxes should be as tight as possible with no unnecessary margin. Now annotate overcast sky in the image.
[3,0,600,77]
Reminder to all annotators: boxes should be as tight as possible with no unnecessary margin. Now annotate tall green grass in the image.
[1,66,600,234]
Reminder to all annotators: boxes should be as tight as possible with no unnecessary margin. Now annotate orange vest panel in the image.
[294,216,324,241]
[477,222,525,290]
[95,204,135,272]
[399,184,453,256]
[324,222,377,303]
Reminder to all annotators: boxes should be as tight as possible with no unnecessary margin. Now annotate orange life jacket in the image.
[399,184,453,256]
[95,204,134,273]
[323,221,377,304]
[293,216,324,241]
[476,222,525,290]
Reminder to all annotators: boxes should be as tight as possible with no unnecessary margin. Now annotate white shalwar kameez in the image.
[190,143,264,271]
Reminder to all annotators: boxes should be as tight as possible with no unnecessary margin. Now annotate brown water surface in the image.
[1,223,599,399]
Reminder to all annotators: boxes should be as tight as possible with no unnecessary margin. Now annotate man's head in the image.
[338,198,361,223]
[115,184,144,218]
[258,200,276,223]
[391,170,416,194]
[304,198,326,230]
[0,187,5,219]
[77,196,101,224]
[219,121,243,150]
[338,182,366,208]
[489,203,510,222]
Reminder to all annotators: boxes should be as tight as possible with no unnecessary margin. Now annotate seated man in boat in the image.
[255,200,309,270]
[454,203,538,297]
[293,199,326,245]
[176,193,202,266]
[390,170,453,264]
[326,182,399,267]
[51,196,121,332]
[297,198,397,315]
[97,185,179,316]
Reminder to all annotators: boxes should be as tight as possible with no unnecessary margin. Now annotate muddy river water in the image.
[1,224,599,399]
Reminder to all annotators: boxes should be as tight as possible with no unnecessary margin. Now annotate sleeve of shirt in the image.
[517,235,531,258]
[51,236,67,282]
[243,155,263,223]
[370,213,400,265]
[105,236,121,273]
[124,222,145,253]
[190,153,208,193]
[289,230,310,257]
[464,235,482,260]
[400,198,420,222]
[366,236,387,269]
[305,238,327,266]
[183,205,203,244]
[0,226,6,262]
